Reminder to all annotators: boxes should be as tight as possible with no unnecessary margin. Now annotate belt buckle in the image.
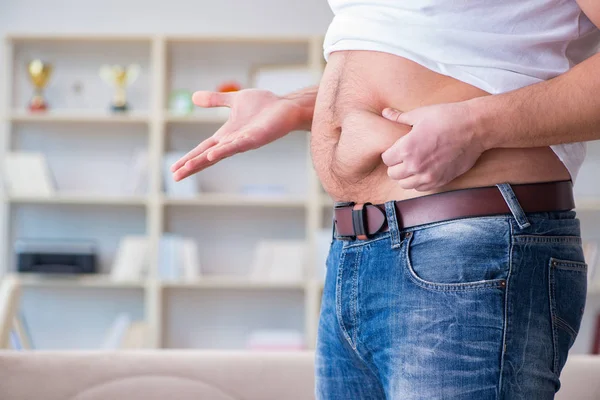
[334,201,356,241]
[334,202,375,240]
[352,203,372,240]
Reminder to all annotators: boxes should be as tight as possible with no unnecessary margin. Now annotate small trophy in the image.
[99,64,140,112]
[27,60,53,112]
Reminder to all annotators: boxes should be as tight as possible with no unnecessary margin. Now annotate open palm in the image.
[171,89,303,181]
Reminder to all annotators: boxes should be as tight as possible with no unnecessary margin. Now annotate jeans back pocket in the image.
[549,257,587,375]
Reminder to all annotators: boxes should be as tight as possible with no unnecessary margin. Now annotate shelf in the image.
[576,198,600,211]
[7,34,153,43]
[8,110,150,124]
[161,277,306,290]
[321,194,334,207]
[166,110,228,124]
[166,35,315,44]
[8,194,148,206]
[162,193,307,208]
[11,273,145,289]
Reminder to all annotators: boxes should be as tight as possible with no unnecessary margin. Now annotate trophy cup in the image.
[27,60,53,112]
[99,64,140,112]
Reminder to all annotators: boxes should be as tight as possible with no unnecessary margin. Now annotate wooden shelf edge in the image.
[10,273,145,289]
[9,110,150,124]
[8,194,149,206]
[160,278,307,290]
[162,194,307,208]
[7,34,154,43]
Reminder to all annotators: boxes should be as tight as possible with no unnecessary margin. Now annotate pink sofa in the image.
[0,350,598,399]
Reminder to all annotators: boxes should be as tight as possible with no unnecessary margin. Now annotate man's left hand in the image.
[381,101,488,192]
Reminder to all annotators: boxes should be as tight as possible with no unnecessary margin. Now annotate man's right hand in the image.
[171,88,310,181]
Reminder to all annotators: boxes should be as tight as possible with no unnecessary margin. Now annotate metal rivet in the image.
[499,280,507,288]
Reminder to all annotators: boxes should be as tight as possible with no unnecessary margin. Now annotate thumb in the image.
[382,108,413,126]
[192,91,233,108]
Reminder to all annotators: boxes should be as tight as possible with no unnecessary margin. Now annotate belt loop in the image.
[496,183,531,229]
[330,212,336,242]
[385,201,402,248]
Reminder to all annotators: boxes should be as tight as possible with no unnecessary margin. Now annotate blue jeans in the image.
[315,183,587,399]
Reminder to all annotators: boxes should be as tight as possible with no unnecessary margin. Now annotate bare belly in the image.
[311,51,570,204]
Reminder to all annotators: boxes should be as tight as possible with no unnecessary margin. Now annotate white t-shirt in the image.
[323,0,600,181]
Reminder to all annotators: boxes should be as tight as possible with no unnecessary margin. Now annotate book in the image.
[592,313,600,355]
[121,321,147,349]
[181,239,201,282]
[157,235,201,282]
[250,240,306,283]
[163,152,200,197]
[246,329,305,351]
[101,313,132,350]
[122,148,149,195]
[111,236,149,282]
[3,152,55,196]
[583,241,599,286]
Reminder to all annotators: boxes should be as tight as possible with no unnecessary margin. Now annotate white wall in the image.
[0,0,333,106]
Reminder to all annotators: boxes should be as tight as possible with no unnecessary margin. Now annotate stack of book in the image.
[245,329,305,351]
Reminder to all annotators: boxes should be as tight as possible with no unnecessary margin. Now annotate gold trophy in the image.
[99,64,140,112]
[27,60,53,112]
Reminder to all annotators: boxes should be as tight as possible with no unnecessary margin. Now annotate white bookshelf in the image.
[11,273,145,289]
[9,109,150,124]
[1,33,329,351]
[2,33,600,353]
[161,193,307,208]
[8,194,149,206]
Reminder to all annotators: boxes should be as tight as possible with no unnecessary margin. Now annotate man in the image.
[171,1,600,398]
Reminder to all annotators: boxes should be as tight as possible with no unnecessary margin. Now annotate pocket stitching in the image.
[513,235,582,245]
[334,249,354,349]
[548,256,587,374]
[551,258,587,271]
[554,315,578,339]
[549,257,587,338]
[402,232,507,292]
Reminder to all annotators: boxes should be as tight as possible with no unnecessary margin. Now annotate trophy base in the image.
[111,104,129,113]
[28,96,48,112]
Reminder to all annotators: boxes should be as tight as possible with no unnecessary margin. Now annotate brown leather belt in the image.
[333,180,575,240]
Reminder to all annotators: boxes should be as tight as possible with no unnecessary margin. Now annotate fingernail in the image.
[383,108,399,118]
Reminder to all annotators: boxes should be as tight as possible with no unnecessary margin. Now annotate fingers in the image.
[172,136,253,181]
[206,136,252,162]
[396,175,423,190]
[381,137,407,166]
[172,155,218,182]
[386,163,412,181]
[192,91,233,108]
[382,108,413,126]
[170,137,218,173]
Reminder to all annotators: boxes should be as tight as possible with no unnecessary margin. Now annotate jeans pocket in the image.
[549,257,587,375]
[402,217,510,292]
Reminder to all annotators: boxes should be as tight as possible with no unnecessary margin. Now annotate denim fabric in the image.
[315,184,587,399]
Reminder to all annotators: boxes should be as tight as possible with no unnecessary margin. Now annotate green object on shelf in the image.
[169,89,194,115]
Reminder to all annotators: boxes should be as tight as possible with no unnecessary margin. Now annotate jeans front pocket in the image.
[403,217,511,292]
[549,257,587,375]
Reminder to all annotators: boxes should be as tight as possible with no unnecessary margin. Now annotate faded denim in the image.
[315,183,587,399]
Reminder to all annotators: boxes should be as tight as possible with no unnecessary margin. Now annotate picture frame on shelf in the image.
[249,64,320,97]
